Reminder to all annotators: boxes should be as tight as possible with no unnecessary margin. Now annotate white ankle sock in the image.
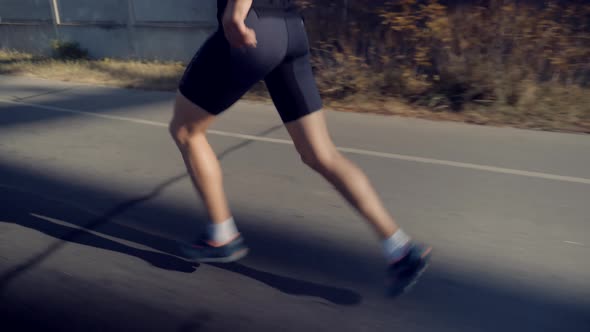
[207,217,239,244]
[383,229,411,263]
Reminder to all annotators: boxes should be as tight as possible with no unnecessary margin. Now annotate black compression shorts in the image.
[178,7,323,123]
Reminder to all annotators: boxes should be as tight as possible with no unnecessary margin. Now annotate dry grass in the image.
[0,50,185,90]
[301,0,590,133]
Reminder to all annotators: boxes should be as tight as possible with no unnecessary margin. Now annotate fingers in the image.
[243,28,258,48]
[224,23,257,49]
[230,31,257,49]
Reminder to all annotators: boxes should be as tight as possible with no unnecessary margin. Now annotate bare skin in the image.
[284,110,399,238]
[169,93,233,224]
[222,0,257,49]
[169,0,400,240]
[169,93,399,239]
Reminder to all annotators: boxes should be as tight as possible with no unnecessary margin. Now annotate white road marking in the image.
[29,212,172,251]
[30,212,95,232]
[2,98,590,185]
[0,183,178,244]
[564,241,585,247]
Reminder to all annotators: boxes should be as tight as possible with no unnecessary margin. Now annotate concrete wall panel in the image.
[0,0,52,22]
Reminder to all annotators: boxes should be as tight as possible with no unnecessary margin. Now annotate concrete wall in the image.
[0,0,53,22]
[0,0,218,62]
[58,0,128,23]
[134,0,217,23]
[0,25,57,55]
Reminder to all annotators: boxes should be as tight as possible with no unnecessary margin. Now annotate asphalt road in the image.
[0,75,589,332]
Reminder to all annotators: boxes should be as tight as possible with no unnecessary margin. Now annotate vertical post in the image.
[127,0,138,58]
[48,0,61,39]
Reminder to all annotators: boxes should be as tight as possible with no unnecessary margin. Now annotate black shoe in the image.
[387,243,432,296]
[179,234,249,263]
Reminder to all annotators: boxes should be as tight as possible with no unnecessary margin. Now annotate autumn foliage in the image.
[299,0,589,130]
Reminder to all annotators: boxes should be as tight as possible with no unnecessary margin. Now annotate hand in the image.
[221,0,257,49]
[222,18,258,49]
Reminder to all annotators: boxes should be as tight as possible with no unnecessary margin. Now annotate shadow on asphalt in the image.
[0,92,588,331]
[0,121,362,306]
[1,154,589,331]
[0,201,363,306]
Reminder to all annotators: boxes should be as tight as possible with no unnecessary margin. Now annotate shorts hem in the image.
[177,84,223,116]
[281,104,323,124]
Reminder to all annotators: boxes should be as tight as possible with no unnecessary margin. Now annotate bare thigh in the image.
[284,110,338,163]
[171,91,216,136]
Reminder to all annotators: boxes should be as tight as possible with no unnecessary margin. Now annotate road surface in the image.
[0,75,589,331]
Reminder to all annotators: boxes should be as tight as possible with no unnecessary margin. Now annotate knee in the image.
[170,114,209,150]
[168,120,181,142]
[169,120,206,150]
[168,119,185,145]
[169,92,212,148]
[300,149,340,173]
